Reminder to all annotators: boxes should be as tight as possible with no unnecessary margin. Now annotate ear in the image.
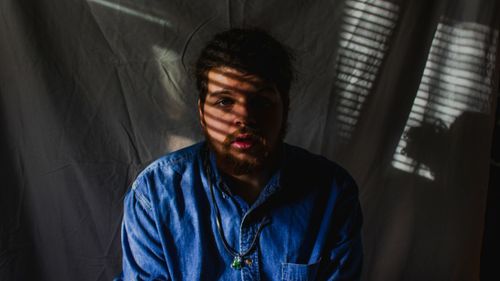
[198,99,206,129]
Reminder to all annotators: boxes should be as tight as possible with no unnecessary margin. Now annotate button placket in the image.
[240,223,260,281]
[247,243,260,280]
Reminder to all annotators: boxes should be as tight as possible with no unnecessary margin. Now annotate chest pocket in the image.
[281,261,321,281]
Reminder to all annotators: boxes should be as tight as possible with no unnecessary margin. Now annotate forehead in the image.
[207,67,269,94]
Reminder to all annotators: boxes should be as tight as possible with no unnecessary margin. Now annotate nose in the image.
[233,100,256,128]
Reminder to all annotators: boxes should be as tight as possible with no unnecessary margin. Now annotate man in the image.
[117,28,363,281]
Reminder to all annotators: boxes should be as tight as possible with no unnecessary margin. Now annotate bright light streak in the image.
[88,0,172,27]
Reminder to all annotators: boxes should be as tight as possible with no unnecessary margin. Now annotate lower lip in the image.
[231,140,254,149]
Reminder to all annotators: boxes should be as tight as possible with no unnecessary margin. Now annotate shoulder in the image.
[130,142,205,195]
[140,142,204,176]
[283,143,357,191]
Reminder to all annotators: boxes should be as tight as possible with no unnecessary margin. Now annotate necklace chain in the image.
[204,148,270,270]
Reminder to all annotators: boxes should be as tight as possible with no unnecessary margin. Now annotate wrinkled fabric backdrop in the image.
[1,0,498,280]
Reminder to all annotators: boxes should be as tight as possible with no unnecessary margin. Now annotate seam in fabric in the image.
[134,189,152,212]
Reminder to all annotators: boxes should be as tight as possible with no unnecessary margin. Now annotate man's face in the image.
[199,67,285,174]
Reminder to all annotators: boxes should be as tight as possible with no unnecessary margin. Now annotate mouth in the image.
[230,134,256,150]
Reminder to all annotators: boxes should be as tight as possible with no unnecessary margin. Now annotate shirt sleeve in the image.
[117,175,170,281]
[321,174,363,281]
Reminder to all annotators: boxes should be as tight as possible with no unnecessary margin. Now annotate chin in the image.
[224,148,265,173]
[207,144,261,174]
[231,160,263,175]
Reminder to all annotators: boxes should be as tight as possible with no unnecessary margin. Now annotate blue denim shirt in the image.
[116,142,362,280]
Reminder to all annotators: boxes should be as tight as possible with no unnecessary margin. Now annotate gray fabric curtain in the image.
[1,0,498,280]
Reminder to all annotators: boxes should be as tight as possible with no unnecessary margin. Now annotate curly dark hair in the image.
[195,28,295,117]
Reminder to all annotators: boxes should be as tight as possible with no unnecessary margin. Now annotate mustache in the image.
[223,127,264,146]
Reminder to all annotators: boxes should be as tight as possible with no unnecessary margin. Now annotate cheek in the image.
[263,107,284,131]
[203,110,233,143]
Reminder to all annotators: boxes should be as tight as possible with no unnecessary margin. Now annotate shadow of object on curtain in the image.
[365,110,491,281]
[401,119,449,180]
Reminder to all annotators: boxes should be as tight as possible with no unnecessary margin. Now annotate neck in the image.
[225,170,270,204]
[216,148,281,204]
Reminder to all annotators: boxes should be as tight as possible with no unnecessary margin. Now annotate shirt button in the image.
[245,258,253,266]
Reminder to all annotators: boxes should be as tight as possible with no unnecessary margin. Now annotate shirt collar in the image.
[207,148,233,195]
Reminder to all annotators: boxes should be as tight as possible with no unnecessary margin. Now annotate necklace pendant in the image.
[231,256,244,270]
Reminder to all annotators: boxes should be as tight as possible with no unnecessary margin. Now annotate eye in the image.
[215,97,234,107]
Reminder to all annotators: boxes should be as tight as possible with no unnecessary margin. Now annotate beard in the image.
[204,126,280,175]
